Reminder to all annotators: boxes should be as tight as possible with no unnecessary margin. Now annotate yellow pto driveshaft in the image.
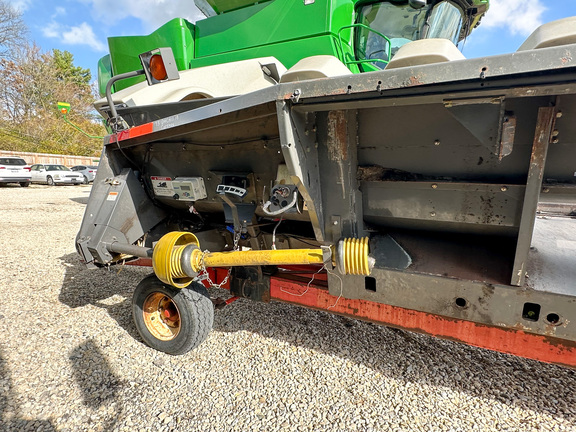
[152,231,373,288]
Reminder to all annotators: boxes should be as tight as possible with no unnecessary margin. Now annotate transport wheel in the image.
[20,182,29,187]
[47,176,54,186]
[132,274,214,355]
[82,175,88,185]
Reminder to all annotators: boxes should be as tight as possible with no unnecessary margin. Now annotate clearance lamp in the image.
[139,48,180,85]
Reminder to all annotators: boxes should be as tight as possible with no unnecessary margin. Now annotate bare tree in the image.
[0,1,26,57]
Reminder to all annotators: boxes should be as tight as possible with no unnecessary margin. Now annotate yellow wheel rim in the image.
[142,292,181,341]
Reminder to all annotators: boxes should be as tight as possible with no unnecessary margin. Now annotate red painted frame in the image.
[127,260,576,368]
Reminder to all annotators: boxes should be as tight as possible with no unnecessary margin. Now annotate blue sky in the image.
[7,0,576,81]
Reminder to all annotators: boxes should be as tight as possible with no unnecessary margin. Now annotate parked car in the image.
[70,165,98,184]
[0,157,32,187]
[29,164,84,185]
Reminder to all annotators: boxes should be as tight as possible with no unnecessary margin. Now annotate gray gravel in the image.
[1,184,575,432]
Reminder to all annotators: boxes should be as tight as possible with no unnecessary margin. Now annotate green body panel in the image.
[107,18,196,92]
[97,55,113,96]
[205,0,272,14]
[99,0,356,95]
[193,0,355,70]
[99,0,489,95]
[189,34,357,72]
[194,0,352,58]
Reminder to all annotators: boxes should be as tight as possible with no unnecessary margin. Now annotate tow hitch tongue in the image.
[150,231,374,288]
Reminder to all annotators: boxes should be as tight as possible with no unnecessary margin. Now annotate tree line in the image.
[0,1,105,157]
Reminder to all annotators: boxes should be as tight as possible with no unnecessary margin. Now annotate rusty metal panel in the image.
[314,109,365,241]
[361,181,524,235]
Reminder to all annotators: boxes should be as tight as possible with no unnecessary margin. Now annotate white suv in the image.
[70,165,98,184]
[0,157,32,187]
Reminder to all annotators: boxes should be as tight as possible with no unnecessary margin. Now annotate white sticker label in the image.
[107,192,118,201]
[151,176,175,197]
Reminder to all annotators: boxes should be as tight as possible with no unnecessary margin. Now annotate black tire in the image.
[47,176,55,186]
[132,274,214,355]
[82,175,89,185]
[20,182,30,187]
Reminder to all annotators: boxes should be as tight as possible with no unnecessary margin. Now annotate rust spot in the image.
[478,284,495,305]
[408,75,423,86]
[120,215,136,234]
[326,111,348,161]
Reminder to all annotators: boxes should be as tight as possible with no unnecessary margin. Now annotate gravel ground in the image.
[1,184,575,432]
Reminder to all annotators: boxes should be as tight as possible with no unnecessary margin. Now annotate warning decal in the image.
[150,176,175,197]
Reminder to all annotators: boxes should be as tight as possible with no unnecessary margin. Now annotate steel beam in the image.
[511,106,557,286]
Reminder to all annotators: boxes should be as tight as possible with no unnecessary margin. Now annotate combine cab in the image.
[77,0,576,365]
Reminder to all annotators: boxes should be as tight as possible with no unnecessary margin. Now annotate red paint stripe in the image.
[128,122,154,139]
[108,122,154,143]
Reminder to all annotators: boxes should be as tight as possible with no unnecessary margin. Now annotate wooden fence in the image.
[0,150,100,166]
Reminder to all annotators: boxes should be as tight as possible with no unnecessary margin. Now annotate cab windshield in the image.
[355,1,464,70]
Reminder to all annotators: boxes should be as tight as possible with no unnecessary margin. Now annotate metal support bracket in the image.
[511,105,558,286]
[231,266,271,302]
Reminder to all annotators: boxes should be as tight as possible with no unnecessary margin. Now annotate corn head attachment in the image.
[152,231,374,288]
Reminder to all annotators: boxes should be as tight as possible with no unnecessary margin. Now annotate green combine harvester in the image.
[78,0,576,365]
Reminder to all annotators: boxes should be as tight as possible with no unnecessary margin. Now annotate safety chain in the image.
[196,230,241,288]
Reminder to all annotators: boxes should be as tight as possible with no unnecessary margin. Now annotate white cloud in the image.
[7,0,31,12]
[42,21,107,52]
[53,6,66,18]
[79,0,204,31]
[482,0,546,36]
[42,21,60,39]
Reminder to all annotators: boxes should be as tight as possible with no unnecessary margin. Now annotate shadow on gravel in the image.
[68,339,123,429]
[0,350,56,431]
[0,184,27,188]
[58,251,576,423]
[69,187,92,205]
[58,252,149,342]
[69,196,90,205]
[211,295,576,423]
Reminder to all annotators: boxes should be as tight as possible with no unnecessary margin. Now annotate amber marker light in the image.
[149,54,168,81]
[139,48,180,86]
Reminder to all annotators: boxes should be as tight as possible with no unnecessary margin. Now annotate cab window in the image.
[354,1,464,71]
